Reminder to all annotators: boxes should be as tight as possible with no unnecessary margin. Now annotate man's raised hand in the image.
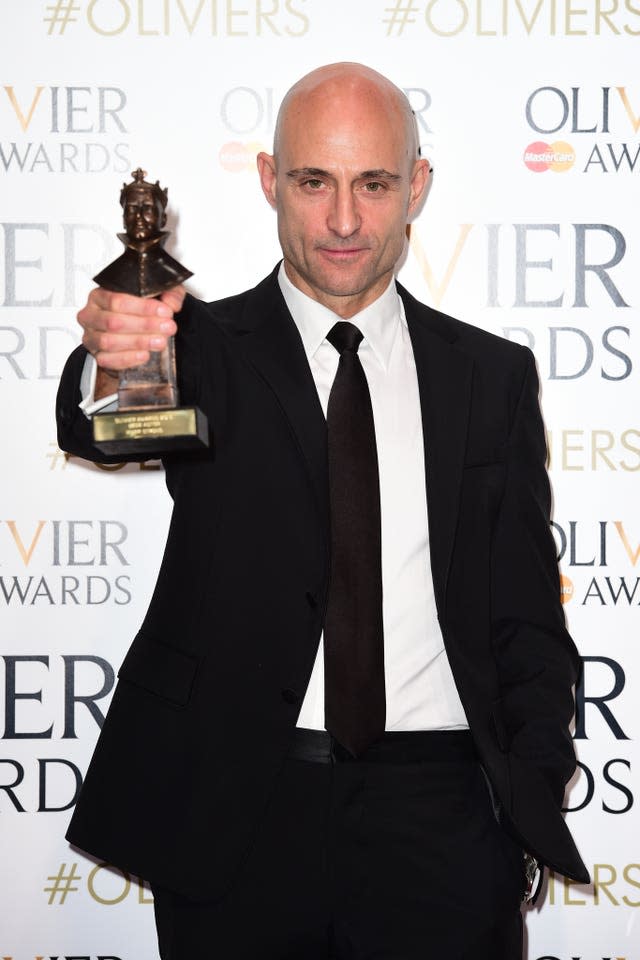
[78,285,185,372]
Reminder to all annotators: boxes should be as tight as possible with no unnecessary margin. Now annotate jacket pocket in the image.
[463,444,507,469]
[479,763,503,824]
[118,633,199,707]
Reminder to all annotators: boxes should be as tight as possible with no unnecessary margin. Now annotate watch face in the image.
[522,852,540,903]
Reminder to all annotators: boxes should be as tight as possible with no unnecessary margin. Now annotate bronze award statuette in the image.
[91,168,208,455]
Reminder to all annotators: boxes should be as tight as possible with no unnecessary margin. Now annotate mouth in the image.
[317,247,368,261]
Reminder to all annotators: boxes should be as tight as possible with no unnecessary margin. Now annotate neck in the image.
[282,261,394,319]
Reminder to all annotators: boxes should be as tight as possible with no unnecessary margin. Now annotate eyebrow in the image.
[285,167,402,181]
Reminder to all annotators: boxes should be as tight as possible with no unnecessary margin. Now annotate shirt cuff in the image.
[79,354,118,418]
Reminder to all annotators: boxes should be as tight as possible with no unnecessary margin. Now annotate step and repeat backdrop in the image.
[1,1,638,958]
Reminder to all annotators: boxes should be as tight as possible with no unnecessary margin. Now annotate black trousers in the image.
[152,730,524,959]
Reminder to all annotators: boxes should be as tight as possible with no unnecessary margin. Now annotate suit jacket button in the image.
[305,591,318,609]
[281,688,300,705]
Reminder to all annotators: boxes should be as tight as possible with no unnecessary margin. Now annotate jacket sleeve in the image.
[490,349,581,807]
[55,345,122,463]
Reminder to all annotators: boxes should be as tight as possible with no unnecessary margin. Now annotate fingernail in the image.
[159,321,174,333]
[150,336,165,349]
[135,351,148,361]
[157,304,173,317]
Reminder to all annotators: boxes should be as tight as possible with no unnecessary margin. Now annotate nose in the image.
[326,185,361,238]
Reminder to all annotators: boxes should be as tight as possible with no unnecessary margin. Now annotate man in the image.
[57,63,588,959]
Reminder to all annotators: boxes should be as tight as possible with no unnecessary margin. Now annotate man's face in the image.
[257,76,429,318]
[123,189,164,241]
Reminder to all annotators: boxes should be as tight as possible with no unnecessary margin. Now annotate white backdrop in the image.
[1,2,639,958]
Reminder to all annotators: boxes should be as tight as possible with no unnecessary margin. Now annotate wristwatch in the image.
[523,852,541,903]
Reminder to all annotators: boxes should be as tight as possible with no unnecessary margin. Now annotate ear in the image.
[407,158,431,215]
[257,152,278,209]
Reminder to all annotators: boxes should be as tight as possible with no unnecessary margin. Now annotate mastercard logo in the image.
[560,574,574,604]
[219,141,265,173]
[523,140,575,173]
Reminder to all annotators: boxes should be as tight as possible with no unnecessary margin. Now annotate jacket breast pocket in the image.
[118,633,199,708]
[461,447,507,522]
[463,442,507,470]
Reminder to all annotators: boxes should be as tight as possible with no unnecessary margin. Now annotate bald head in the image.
[273,62,419,168]
[256,61,430,317]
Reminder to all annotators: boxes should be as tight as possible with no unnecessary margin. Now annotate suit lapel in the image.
[401,286,474,614]
[237,271,330,538]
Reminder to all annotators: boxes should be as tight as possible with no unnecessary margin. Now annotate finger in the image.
[89,287,175,318]
[92,349,152,372]
[160,284,187,314]
[79,306,177,338]
[83,329,171,358]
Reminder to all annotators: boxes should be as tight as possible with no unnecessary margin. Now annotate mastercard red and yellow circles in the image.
[560,574,574,604]
[524,141,576,173]
[219,141,267,173]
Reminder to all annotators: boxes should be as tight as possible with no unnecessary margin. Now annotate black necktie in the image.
[324,321,385,757]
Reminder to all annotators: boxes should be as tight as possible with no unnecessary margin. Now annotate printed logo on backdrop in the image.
[408,219,635,380]
[524,86,640,174]
[553,519,640,607]
[545,428,640,472]
[0,219,117,379]
[565,653,633,817]
[523,140,575,173]
[547,863,640,907]
[0,519,133,814]
[556,536,634,839]
[41,0,309,38]
[45,442,162,474]
[0,519,132,607]
[218,83,434,172]
[39,860,151,906]
[380,0,640,37]
[1,652,115,811]
[411,221,631,312]
[0,84,130,175]
[218,86,275,173]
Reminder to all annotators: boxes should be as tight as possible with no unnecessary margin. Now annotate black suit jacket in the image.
[56,266,589,900]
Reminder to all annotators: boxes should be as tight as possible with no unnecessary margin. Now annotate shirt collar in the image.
[277,262,401,372]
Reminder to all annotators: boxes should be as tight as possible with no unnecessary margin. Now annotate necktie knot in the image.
[327,321,363,355]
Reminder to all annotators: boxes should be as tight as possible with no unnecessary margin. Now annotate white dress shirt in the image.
[277,266,468,732]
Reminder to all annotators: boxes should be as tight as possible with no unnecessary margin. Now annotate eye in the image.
[302,178,325,190]
[363,181,385,193]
